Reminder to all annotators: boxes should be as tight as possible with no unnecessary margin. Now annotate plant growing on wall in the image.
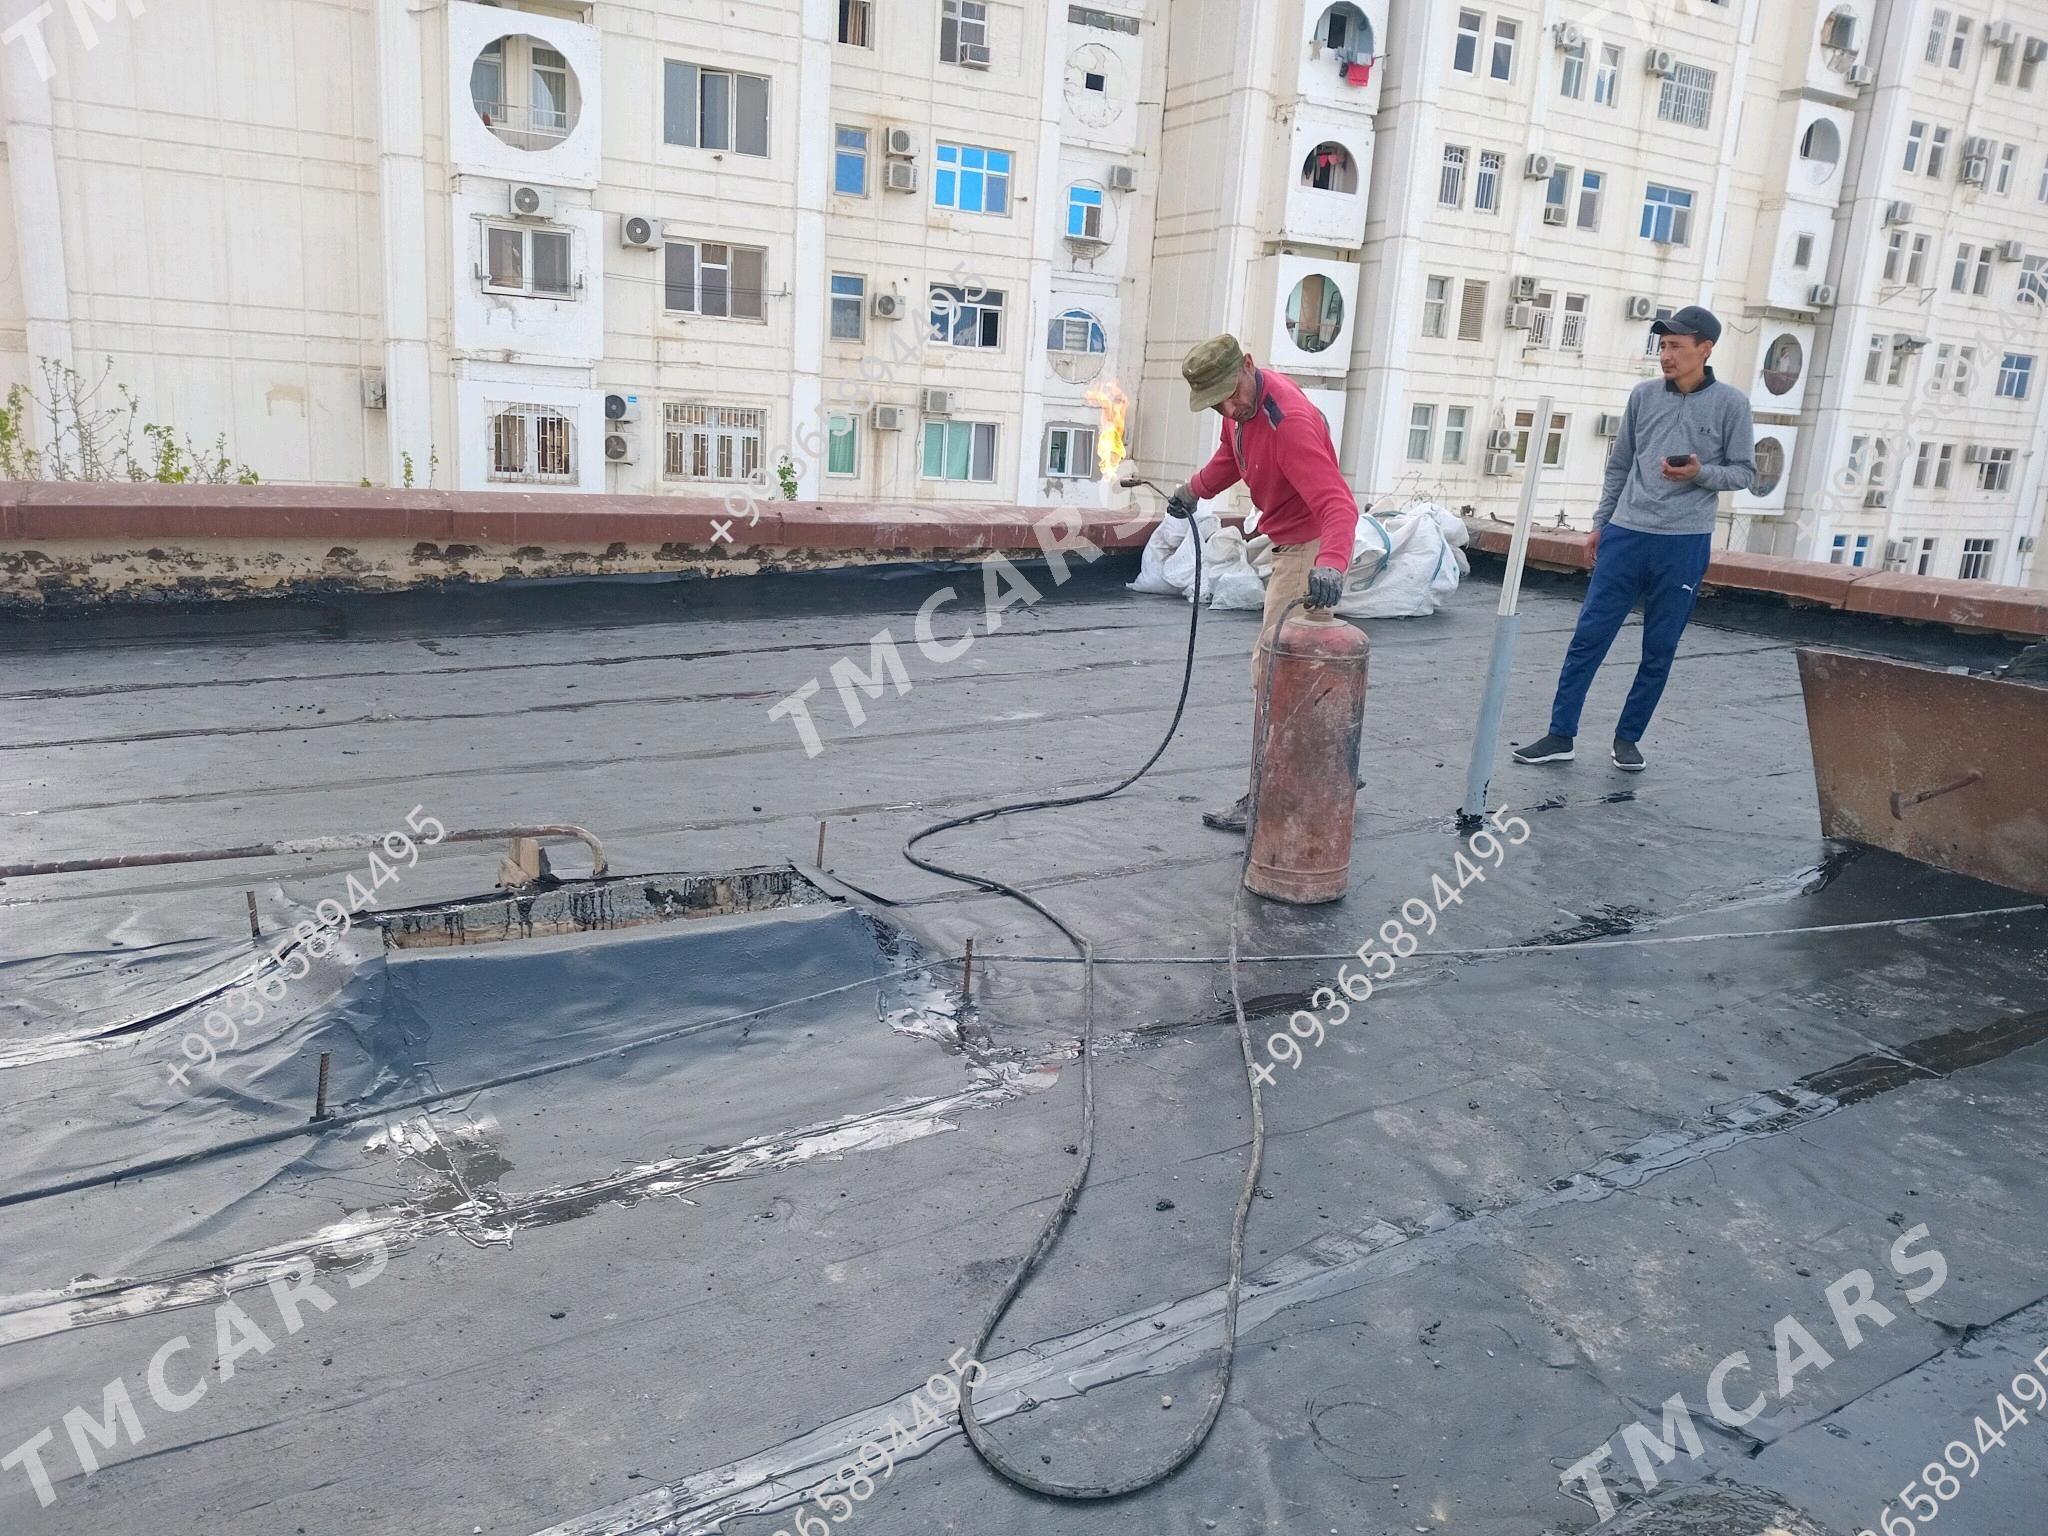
[776,454,798,500]
[0,357,260,483]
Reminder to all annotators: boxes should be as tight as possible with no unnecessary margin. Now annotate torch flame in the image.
[1083,380,1129,481]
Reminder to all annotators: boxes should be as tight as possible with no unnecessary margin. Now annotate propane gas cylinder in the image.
[1244,613,1369,904]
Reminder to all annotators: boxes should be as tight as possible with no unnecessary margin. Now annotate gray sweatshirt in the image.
[1595,368,1756,535]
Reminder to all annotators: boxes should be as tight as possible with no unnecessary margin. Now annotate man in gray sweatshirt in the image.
[1513,305,1755,771]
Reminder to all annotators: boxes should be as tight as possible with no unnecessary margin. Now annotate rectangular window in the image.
[1474,150,1503,212]
[1917,538,1938,574]
[483,225,573,297]
[838,0,872,46]
[2025,42,2044,89]
[1865,333,1887,384]
[1442,405,1471,463]
[1908,234,1930,285]
[662,402,765,482]
[488,404,575,483]
[1490,16,1517,80]
[664,63,771,156]
[1914,442,1934,488]
[1406,403,1436,461]
[1951,242,1974,292]
[1594,43,1621,105]
[1453,9,1482,73]
[1979,451,2014,493]
[1044,424,1096,479]
[1996,143,2018,195]
[1973,246,1993,296]
[1511,409,1569,468]
[1640,182,1695,245]
[1576,169,1604,230]
[1794,232,1815,268]
[1829,534,1873,567]
[933,142,1012,214]
[1959,537,1997,578]
[1926,8,1950,64]
[1560,39,1586,98]
[834,125,869,195]
[826,412,859,476]
[664,241,766,320]
[1646,305,1674,357]
[1887,341,1910,387]
[1544,162,1572,213]
[1935,443,1954,488]
[1903,120,1926,174]
[1560,292,1588,352]
[929,284,1004,348]
[921,419,998,482]
[940,0,989,64]
[1949,14,1971,67]
[1422,274,1451,338]
[1956,346,1975,393]
[1657,62,1715,129]
[2021,255,2048,305]
[530,46,570,135]
[1069,4,1140,34]
[1439,144,1468,208]
[1884,230,1905,282]
[829,273,865,342]
[1527,289,1556,348]
[1997,353,2036,399]
[1928,126,1950,178]
[1458,278,1488,341]
[1067,184,1106,239]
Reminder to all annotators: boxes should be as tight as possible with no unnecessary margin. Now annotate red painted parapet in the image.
[1463,518,2048,639]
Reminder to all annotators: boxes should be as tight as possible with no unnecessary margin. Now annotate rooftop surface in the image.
[1,555,2045,1536]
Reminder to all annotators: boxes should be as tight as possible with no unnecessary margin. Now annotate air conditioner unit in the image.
[1485,428,1515,452]
[871,291,905,320]
[1523,153,1554,180]
[921,388,954,416]
[885,126,918,158]
[1995,239,2026,262]
[360,373,388,411]
[1960,157,1989,187]
[1553,21,1584,49]
[1892,334,1928,353]
[1863,489,1889,509]
[1986,21,2018,48]
[1808,283,1837,306]
[1885,539,1911,567]
[604,431,636,464]
[1512,275,1540,302]
[620,214,660,250]
[1542,204,1568,226]
[509,184,555,220]
[1846,62,1876,86]
[1595,413,1623,438]
[2028,38,2048,63]
[604,393,640,424]
[870,403,906,432]
[1506,303,1536,330]
[1107,164,1138,193]
[1644,47,1676,76]
[1964,135,1992,159]
[2020,534,2038,554]
[1884,199,1915,225]
[1484,451,1516,477]
[1964,444,1990,465]
[1822,14,1860,52]
[958,41,991,68]
[884,160,920,193]
[1626,294,1657,321]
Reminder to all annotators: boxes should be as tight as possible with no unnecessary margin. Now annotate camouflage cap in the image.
[1182,334,1247,412]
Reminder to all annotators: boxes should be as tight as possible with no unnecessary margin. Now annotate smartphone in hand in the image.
[1665,453,1693,468]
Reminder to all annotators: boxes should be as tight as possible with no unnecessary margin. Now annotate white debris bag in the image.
[1335,503,1470,619]
[1200,527,1269,611]
[1158,509,1221,597]
[1128,514,1191,595]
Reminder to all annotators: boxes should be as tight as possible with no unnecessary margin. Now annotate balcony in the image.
[1279,111,1373,247]
[449,0,601,187]
[1299,0,1386,116]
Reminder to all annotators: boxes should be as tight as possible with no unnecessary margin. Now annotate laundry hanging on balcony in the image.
[1339,54,1374,85]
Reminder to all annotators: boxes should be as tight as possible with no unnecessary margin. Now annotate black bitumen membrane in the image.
[1,553,2045,1536]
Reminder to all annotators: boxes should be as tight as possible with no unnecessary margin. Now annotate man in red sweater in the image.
[1168,334,1363,833]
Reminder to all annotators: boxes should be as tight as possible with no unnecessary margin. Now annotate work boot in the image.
[1202,792,1251,834]
[1512,732,1575,765]
[1611,738,1646,772]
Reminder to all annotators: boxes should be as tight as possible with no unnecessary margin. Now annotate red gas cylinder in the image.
[1245,613,1370,904]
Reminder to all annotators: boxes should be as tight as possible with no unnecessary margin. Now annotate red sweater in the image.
[1185,369,1359,573]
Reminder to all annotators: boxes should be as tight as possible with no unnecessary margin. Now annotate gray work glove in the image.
[1165,483,1197,519]
[1306,567,1345,612]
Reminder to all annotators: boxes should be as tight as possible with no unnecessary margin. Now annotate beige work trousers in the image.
[1251,541,1331,698]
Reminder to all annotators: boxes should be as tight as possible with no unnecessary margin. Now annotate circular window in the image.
[1762,334,1805,396]
[1047,307,1107,384]
[1301,141,1359,194]
[472,35,582,151]
[1752,437,1786,498]
[1315,2,1374,58]
[1798,119,1842,183]
[1285,274,1345,355]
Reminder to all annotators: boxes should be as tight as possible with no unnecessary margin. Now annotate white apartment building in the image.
[1138,0,2047,587]
[1,0,2041,581]
[0,0,1163,505]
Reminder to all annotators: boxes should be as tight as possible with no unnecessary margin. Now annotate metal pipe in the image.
[0,824,610,881]
[1890,769,1983,819]
[245,890,261,939]
[312,1052,332,1122]
[961,936,974,1004]
[1461,393,1554,825]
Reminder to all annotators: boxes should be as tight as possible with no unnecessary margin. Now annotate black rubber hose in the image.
[902,528,1281,1500]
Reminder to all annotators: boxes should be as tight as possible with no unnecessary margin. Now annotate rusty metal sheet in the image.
[1798,647,2048,898]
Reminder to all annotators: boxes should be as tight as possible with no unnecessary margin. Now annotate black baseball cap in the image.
[1650,304,1722,343]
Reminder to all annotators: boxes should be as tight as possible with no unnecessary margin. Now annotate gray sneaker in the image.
[1202,792,1251,833]
[1612,738,1646,772]
[1512,732,1576,765]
